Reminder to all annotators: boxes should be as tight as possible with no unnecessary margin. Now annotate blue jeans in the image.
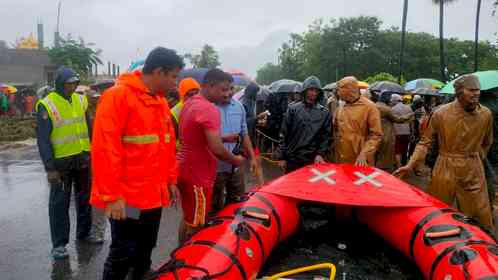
[103,208,162,280]
[48,167,92,248]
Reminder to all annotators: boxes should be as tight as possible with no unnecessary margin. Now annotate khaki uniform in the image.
[333,96,383,165]
[408,101,494,229]
[375,102,411,170]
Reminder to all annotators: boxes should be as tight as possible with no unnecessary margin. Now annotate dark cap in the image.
[454,74,480,92]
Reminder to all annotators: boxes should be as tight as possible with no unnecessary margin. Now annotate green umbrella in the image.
[440,70,498,94]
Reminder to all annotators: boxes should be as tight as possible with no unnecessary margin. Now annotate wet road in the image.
[0,144,182,280]
[0,143,284,280]
[0,143,495,279]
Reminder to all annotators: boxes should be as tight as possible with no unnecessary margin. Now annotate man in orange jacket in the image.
[91,47,184,280]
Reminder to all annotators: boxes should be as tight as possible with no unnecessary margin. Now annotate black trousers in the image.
[49,167,92,248]
[103,207,162,280]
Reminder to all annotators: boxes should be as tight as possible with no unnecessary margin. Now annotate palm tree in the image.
[474,0,482,72]
[398,0,409,84]
[432,0,458,82]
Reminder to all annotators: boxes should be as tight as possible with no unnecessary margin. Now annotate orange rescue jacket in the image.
[90,70,178,209]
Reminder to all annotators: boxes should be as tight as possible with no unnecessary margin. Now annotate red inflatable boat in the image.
[153,163,498,280]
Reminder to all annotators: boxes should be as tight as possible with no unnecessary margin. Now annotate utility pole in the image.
[54,1,62,47]
[398,0,408,85]
[474,0,482,72]
[439,0,446,82]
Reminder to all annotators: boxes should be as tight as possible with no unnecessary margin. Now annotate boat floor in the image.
[258,203,424,280]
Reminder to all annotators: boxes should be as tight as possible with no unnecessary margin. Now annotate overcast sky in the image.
[2,0,497,76]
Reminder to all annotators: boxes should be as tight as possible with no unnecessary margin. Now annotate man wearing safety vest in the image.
[36,66,93,260]
[90,47,184,280]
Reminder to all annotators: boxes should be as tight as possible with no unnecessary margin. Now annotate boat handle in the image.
[425,228,461,238]
[264,262,337,280]
[242,210,270,221]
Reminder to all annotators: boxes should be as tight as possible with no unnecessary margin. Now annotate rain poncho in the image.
[408,101,494,229]
[279,77,332,167]
[375,102,412,170]
[264,92,289,139]
[333,96,383,165]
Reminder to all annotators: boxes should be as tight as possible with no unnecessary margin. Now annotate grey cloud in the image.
[1,0,496,77]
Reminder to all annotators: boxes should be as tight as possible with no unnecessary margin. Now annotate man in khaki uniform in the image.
[375,92,413,171]
[334,76,383,166]
[395,74,494,229]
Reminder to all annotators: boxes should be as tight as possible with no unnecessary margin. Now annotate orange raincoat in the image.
[408,101,494,229]
[333,96,383,165]
[90,70,178,210]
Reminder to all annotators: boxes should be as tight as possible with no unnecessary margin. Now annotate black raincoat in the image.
[279,76,332,169]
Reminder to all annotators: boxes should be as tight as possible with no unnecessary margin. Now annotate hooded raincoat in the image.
[90,70,177,210]
[279,76,332,171]
[408,100,494,229]
[333,96,383,165]
[375,101,412,170]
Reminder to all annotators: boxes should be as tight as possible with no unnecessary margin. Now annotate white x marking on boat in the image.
[353,171,382,188]
[309,168,336,185]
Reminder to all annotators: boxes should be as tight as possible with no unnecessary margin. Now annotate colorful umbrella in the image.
[404,79,444,92]
[440,70,498,94]
[358,81,370,90]
[0,84,18,94]
[178,68,209,84]
[128,59,145,72]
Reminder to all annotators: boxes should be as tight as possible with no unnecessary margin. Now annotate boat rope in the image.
[255,128,280,144]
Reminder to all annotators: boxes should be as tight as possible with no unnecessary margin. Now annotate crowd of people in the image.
[0,90,36,117]
[35,46,497,280]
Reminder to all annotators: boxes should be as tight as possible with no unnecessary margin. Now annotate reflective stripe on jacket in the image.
[90,70,178,210]
[37,92,90,159]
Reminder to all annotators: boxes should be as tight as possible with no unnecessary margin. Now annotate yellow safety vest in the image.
[37,92,90,159]
[171,102,184,149]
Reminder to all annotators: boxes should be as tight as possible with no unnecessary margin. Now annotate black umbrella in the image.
[233,86,269,102]
[412,88,441,96]
[269,79,302,93]
[370,81,404,94]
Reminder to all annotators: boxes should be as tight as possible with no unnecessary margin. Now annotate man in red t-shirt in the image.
[177,69,245,242]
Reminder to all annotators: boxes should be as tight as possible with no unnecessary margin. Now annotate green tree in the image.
[278,33,306,81]
[185,44,221,68]
[256,63,283,85]
[320,16,383,81]
[257,16,498,84]
[48,34,102,78]
[364,72,405,85]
